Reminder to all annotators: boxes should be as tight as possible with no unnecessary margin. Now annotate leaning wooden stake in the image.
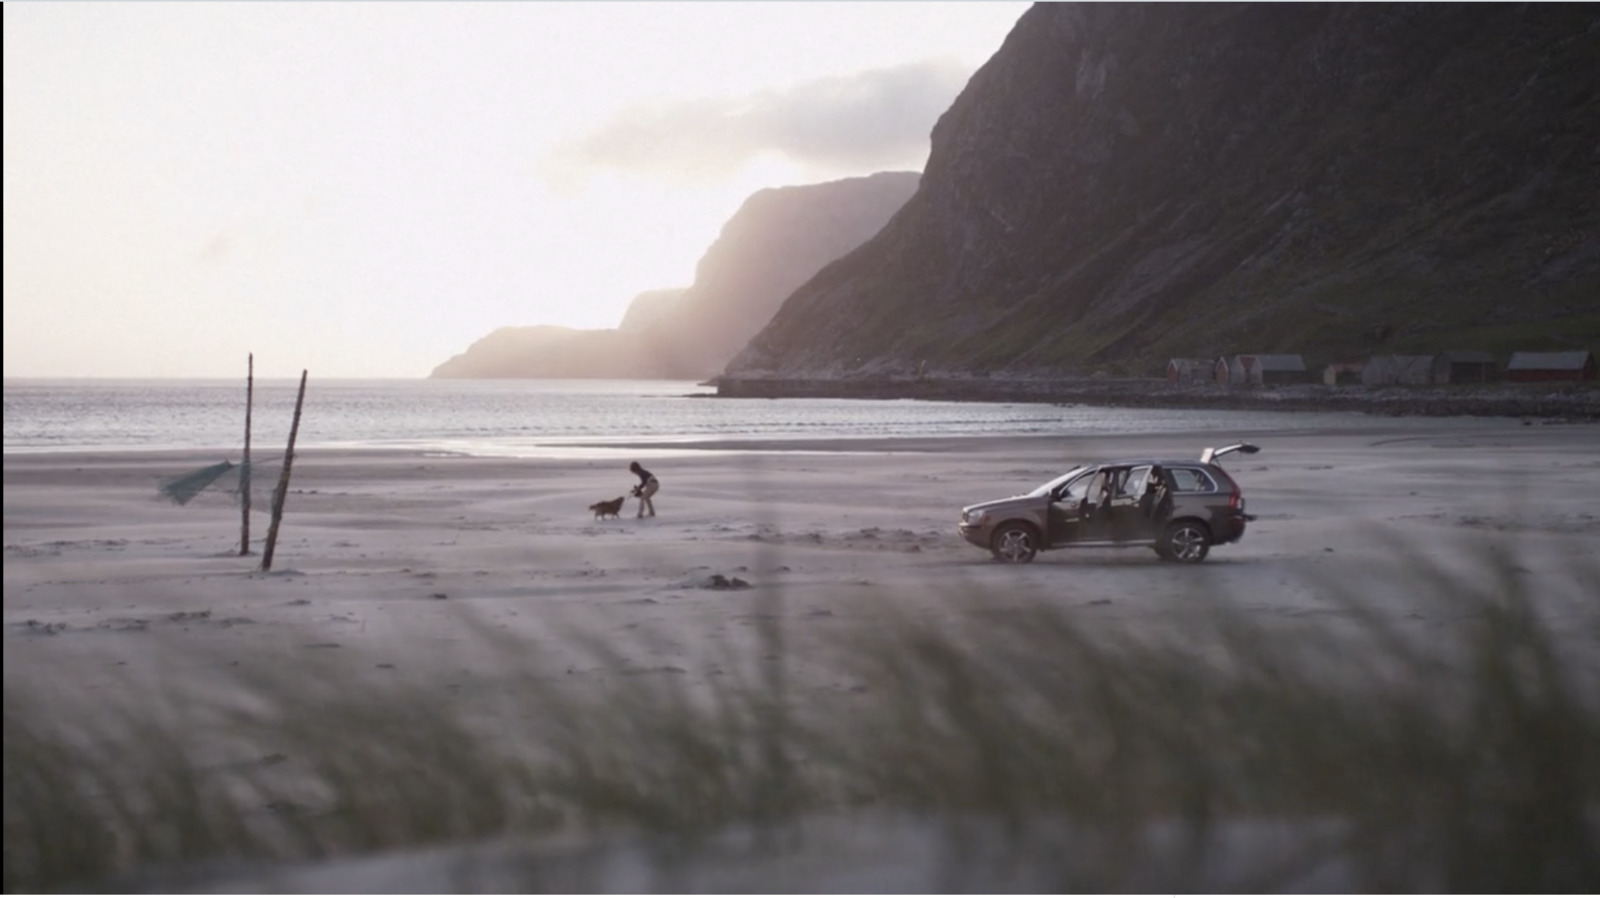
[239,353,254,556]
[260,369,308,572]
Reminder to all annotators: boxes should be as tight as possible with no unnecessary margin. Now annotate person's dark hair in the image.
[629,461,642,473]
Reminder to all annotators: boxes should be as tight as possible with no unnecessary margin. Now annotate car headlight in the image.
[963,509,989,525]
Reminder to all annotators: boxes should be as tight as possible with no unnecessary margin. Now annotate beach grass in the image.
[5,540,1598,892]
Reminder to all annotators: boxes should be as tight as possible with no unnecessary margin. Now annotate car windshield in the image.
[1027,466,1091,498]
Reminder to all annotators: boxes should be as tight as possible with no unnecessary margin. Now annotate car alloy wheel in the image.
[1161,521,1210,563]
[991,523,1039,563]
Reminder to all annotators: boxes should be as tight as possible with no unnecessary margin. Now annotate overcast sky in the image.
[3,2,1028,379]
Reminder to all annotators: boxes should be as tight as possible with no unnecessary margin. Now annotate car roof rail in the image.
[1200,442,1261,465]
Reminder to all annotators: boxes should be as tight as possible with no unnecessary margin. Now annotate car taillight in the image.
[1229,487,1241,511]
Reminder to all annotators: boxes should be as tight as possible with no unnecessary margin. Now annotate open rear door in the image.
[1200,443,1261,465]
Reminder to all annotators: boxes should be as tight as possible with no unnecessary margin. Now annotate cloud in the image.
[546,59,971,185]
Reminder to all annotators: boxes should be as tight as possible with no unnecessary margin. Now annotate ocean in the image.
[3,378,1369,457]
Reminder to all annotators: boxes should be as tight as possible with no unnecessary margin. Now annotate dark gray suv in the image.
[958,443,1260,563]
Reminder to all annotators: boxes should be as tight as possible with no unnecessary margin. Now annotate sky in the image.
[3,2,1029,379]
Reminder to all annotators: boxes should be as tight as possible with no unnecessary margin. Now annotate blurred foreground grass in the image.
[5,542,1598,892]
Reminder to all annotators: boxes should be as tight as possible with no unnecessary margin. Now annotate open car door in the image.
[1107,465,1156,541]
[1045,467,1098,547]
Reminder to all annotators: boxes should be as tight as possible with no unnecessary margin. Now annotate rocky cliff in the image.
[430,307,684,381]
[431,172,919,379]
[728,3,1600,379]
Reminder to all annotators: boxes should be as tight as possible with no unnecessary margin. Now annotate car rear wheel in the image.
[1159,520,1210,563]
[990,522,1039,563]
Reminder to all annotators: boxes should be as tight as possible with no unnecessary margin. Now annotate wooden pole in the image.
[260,370,308,573]
[239,353,254,556]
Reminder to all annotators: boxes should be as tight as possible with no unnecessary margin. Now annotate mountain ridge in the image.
[431,172,920,379]
[729,3,1600,380]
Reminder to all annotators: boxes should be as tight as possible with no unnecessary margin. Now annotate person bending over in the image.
[629,461,659,518]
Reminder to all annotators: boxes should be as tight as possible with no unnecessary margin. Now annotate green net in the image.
[157,460,284,507]
[157,461,238,506]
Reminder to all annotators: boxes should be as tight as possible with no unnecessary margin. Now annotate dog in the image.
[589,496,625,520]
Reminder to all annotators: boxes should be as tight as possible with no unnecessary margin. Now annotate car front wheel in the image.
[1159,520,1211,563]
[990,522,1040,563]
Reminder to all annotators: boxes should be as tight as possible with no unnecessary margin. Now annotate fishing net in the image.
[156,460,282,506]
[157,461,235,505]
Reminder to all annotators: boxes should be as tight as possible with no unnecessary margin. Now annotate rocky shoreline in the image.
[713,377,1600,420]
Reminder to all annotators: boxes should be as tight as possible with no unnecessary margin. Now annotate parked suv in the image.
[958,443,1260,563]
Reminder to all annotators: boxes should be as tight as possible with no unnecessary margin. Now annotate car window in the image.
[1029,465,1091,499]
[1120,466,1151,498]
[1089,470,1118,502]
[1167,467,1217,493]
[1061,471,1096,501]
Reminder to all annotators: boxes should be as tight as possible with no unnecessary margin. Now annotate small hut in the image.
[1432,351,1498,384]
[1228,354,1310,386]
[1362,354,1434,386]
[1322,362,1366,386]
[1258,354,1311,385]
[1165,358,1212,385]
[1505,351,1597,382]
[1214,357,1231,384]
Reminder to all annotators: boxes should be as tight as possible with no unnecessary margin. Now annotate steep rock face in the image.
[667,172,922,374]
[729,4,1600,378]
[431,172,919,379]
[616,288,691,333]
[429,320,677,379]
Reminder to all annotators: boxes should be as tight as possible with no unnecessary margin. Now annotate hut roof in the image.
[1251,354,1307,372]
[1506,351,1593,371]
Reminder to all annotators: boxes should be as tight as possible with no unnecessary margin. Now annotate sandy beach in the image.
[7,414,1600,890]
[7,415,1599,705]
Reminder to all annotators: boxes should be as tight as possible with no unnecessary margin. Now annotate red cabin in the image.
[1505,351,1596,383]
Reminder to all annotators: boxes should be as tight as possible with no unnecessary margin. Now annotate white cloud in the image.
[546,60,972,185]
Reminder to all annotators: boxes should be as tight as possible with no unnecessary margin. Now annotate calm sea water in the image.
[3,378,1370,457]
